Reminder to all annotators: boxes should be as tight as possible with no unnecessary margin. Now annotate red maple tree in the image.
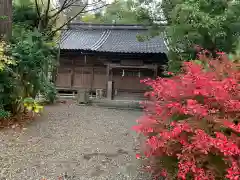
[133,51,240,180]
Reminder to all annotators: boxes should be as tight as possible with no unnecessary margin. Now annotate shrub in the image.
[0,39,45,117]
[23,97,43,113]
[42,81,57,104]
[0,109,10,119]
[133,51,240,180]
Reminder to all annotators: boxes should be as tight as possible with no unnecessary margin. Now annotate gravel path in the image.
[0,103,150,180]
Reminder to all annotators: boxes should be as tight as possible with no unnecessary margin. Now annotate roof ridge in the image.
[71,22,147,27]
[69,23,150,30]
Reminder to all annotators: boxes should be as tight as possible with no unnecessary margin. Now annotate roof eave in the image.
[60,48,167,54]
[69,22,153,30]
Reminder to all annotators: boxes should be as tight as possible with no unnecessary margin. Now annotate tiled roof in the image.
[60,23,168,54]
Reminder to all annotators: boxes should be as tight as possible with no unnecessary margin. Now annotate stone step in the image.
[91,99,143,110]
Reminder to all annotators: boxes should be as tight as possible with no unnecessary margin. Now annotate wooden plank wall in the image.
[55,68,72,88]
[56,54,156,93]
[112,69,152,91]
[56,55,106,90]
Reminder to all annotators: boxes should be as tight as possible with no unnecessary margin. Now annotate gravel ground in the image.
[0,102,151,180]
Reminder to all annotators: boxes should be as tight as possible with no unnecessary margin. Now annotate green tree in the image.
[0,0,62,118]
[13,0,39,29]
[0,26,57,113]
[81,0,141,24]
[0,39,45,117]
[11,27,56,97]
[135,0,240,72]
[13,0,110,38]
[81,13,102,23]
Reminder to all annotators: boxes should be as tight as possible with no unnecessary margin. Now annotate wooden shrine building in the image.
[56,22,168,99]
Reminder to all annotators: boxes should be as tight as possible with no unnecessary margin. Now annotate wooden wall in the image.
[56,54,156,92]
[56,55,106,90]
[112,69,152,92]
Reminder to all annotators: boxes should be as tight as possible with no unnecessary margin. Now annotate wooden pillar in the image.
[106,64,110,81]
[84,55,87,64]
[70,59,74,88]
[106,63,113,100]
[91,67,94,91]
[107,81,113,100]
[53,42,61,84]
[154,65,158,78]
[106,63,109,95]
[110,68,113,81]
[106,64,113,81]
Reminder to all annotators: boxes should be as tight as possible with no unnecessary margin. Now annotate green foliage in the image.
[0,42,15,70]
[0,109,11,119]
[0,41,19,114]
[0,16,8,20]
[165,0,240,54]
[10,26,57,98]
[134,0,240,72]
[14,0,110,38]
[44,85,57,104]
[41,78,57,104]
[13,0,39,29]
[0,0,58,122]
[23,97,43,113]
[82,0,141,24]
[0,26,57,116]
[167,50,183,73]
[13,0,56,37]
[81,14,99,23]
[228,40,240,63]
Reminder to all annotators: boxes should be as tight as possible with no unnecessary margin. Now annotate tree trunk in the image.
[0,0,12,40]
